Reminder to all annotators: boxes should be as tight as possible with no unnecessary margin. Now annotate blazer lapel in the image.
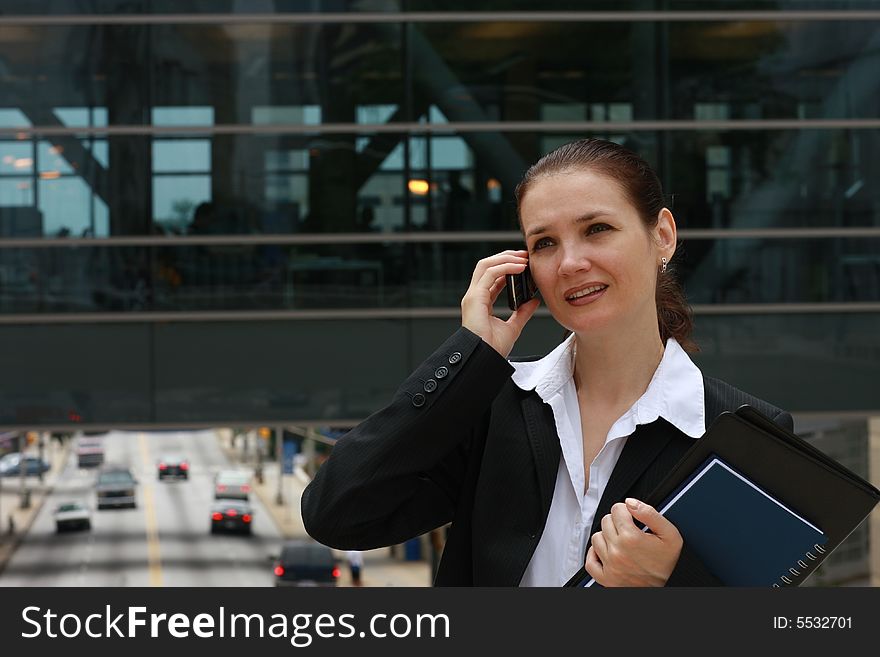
[520,393,561,522]
[589,420,676,536]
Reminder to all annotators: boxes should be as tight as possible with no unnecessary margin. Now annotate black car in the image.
[95,465,137,509]
[210,499,254,535]
[157,455,189,480]
[272,540,339,587]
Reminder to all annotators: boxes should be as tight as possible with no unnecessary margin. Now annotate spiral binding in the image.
[772,543,827,587]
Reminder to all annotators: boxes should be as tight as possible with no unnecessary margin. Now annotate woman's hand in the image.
[584,498,683,587]
[460,249,540,358]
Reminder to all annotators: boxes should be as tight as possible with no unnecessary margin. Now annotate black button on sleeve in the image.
[423,379,438,393]
[412,392,426,408]
[434,366,449,379]
[448,352,462,365]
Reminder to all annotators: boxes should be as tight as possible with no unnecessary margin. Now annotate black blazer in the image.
[301,327,794,586]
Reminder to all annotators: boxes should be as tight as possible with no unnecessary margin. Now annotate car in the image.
[214,470,251,500]
[75,436,105,468]
[210,499,254,535]
[0,452,50,478]
[53,501,92,532]
[157,455,189,480]
[95,465,137,509]
[271,539,340,587]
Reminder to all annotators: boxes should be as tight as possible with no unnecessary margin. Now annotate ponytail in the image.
[657,262,699,353]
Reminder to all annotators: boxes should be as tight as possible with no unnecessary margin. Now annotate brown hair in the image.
[514,138,698,352]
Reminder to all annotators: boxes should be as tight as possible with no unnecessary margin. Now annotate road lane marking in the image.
[138,433,163,587]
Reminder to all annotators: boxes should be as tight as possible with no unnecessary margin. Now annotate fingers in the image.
[505,296,540,332]
[600,511,619,539]
[463,263,529,312]
[460,249,536,358]
[487,274,506,305]
[584,545,604,581]
[475,262,527,299]
[590,530,609,565]
[469,250,528,287]
[625,498,679,540]
[610,502,639,535]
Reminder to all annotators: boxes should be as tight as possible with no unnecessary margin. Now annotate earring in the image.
[660,257,668,274]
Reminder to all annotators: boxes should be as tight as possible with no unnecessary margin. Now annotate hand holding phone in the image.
[460,250,539,358]
[506,265,538,311]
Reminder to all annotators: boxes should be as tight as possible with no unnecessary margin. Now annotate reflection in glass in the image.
[39,177,109,237]
[0,238,876,315]
[0,130,878,237]
[152,175,211,231]
[417,20,880,121]
[0,142,34,173]
[0,179,34,209]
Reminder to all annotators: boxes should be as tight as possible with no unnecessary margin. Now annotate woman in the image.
[302,138,792,587]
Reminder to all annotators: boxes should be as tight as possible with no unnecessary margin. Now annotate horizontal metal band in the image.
[0,421,368,432]
[4,118,880,137]
[1,227,878,249]
[1,409,877,433]
[1,11,880,26]
[0,303,877,325]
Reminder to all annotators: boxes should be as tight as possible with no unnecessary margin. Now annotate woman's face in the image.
[519,168,674,337]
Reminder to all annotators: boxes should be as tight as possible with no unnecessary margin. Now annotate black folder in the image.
[564,405,880,587]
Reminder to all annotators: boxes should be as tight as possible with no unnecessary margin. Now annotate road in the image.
[0,430,281,587]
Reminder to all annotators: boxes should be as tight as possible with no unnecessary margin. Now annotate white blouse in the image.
[510,335,706,587]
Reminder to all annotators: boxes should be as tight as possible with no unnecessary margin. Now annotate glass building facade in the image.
[0,1,877,429]
[0,0,878,587]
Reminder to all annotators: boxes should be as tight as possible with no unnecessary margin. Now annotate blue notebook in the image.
[581,455,827,587]
[658,456,827,586]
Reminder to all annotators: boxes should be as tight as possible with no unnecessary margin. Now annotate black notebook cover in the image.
[564,405,880,587]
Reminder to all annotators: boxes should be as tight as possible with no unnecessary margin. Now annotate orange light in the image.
[40,171,61,180]
[408,179,430,195]
[13,157,32,169]
[486,178,501,190]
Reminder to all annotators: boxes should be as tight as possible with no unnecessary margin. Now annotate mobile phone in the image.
[506,265,538,310]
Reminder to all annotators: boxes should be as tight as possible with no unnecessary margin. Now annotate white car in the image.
[214,470,252,500]
[53,501,92,532]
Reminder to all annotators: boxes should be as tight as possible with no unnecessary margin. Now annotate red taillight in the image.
[180,462,189,471]
[332,566,341,579]
[241,484,251,493]
[217,484,227,492]
[274,565,284,577]
[226,509,238,517]
[159,463,167,470]
[211,512,223,521]
[242,514,252,523]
